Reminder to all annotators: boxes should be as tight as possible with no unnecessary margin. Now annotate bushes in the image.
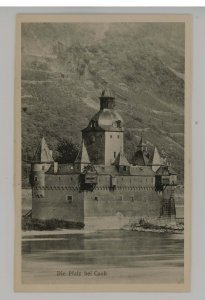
[56,138,80,164]
[22,217,84,231]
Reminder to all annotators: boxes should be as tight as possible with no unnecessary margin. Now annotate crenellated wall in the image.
[31,172,175,229]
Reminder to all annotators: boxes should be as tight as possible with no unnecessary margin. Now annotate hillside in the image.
[21,22,185,182]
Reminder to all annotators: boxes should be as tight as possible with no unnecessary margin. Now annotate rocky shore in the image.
[126,218,184,234]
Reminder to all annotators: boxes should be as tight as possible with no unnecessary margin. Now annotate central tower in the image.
[82,89,124,165]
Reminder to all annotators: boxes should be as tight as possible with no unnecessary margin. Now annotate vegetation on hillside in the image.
[21,23,185,182]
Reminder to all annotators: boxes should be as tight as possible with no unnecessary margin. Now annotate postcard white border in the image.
[14,13,192,293]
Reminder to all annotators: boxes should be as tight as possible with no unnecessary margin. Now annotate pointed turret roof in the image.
[113,150,130,166]
[152,147,162,166]
[137,134,143,149]
[75,140,90,164]
[32,136,54,163]
[133,135,149,166]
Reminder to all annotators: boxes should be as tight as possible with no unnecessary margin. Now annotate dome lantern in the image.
[100,88,115,110]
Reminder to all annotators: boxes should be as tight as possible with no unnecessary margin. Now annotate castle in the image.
[29,89,177,229]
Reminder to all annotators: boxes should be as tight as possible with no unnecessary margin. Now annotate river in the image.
[22,230,184,284]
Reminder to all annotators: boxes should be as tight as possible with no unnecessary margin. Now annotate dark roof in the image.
[156,165,177,176]
[47,163,76,175]
[47,163,156,177]
[94,165,119,175]
[132,150,150,166]
[130,165,155,176]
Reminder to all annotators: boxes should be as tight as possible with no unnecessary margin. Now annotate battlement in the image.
[30,90,177,228]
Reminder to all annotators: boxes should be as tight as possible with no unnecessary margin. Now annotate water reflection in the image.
[22,230,184,284]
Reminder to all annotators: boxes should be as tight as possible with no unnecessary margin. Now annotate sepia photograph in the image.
[15,14,191,292]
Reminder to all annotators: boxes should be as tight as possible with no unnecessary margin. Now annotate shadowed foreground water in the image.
[22,230,184,284]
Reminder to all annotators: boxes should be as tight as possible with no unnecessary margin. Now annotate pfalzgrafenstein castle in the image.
[29,89,177,229]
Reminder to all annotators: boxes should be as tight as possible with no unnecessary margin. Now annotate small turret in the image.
[133,134,149,166]
[100,88,115,110]
[29,137,54,198]
[152,147,162,172]
[113,149,130,173]
[74,140,91,172]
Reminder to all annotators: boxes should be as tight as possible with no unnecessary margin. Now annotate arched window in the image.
[90,120,98,128]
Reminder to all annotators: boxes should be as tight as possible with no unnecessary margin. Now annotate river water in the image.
[22,230,184,284]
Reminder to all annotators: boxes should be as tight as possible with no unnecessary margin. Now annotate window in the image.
[131,196,134,202]
[123,166,127,171]
[66,195,73,203]
[117,135,120,139]
[42,166,45,170]
[94,196,98,201]
[114,152,116,158]
[116,120,121,128]
[110,135,112,138]
[34,176,38,182]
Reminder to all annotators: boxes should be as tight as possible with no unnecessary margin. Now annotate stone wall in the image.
[84,187,162,225]
[31,173,176,229]
[32,174,84,223]
[97,174,155,187]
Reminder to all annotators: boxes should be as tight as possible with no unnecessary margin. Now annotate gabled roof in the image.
[113,151,130,166]
[75,140,90,164]
[32,136,54,163]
